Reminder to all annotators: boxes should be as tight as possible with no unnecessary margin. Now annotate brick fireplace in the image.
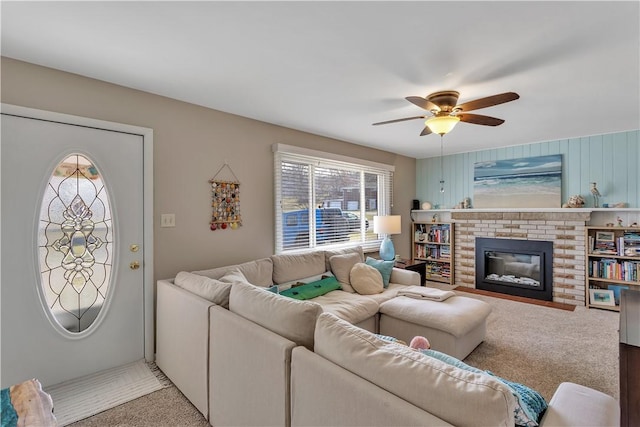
[451,211,590,306]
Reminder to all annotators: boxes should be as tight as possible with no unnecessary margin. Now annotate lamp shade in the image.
[373,215,401,235]
[425,115,460,135]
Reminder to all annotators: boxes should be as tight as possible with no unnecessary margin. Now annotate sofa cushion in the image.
[311,291,380,325]
[314,312,517,427]
[219,269,252,286]
[192,257,273,287]
[324,246,364,272]
[365,257,394,288]
[174,271,233,308]
[271,251,326,285]
[350,263,383,295]
[229,282,322,350]
[279,277,342,300]
[329,252,362,293]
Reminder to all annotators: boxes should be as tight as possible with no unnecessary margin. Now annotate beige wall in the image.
[1,57,416,281]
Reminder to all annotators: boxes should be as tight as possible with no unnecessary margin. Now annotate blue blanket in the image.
[1,387,18,427]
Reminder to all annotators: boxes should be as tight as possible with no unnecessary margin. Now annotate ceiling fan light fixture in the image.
[425,115,460,135]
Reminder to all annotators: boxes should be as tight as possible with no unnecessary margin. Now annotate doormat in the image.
[456,287,576,311]
[45,359,165,426]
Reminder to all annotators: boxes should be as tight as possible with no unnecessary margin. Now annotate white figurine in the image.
[590,182,601,208]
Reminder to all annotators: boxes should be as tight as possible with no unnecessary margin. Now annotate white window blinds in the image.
[273,143,394,254]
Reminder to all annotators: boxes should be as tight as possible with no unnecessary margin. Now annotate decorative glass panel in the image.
[38,154,113,333]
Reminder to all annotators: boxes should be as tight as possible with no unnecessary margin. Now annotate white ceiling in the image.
[2,1,639,159]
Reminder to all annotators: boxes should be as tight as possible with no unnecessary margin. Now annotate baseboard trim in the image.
[456,287,576,311]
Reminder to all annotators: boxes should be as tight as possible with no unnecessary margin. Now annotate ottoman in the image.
[378,294,491,359]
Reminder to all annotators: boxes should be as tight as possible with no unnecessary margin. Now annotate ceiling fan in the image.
[373,90,520,136]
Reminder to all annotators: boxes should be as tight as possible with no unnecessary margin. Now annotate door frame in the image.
[1,103,155,362]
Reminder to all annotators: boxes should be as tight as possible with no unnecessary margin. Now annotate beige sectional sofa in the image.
[156,247,620,426]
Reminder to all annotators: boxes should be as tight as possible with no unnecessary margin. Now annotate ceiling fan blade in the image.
[457,113,505,126]
[406,96,440,112]
[420,126,433,136]
[455,92,520,112]
[372,115,426,126]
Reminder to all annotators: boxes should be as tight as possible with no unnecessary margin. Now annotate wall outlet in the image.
[161,214,176,228]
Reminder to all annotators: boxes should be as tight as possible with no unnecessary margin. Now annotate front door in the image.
[1,107,151,387]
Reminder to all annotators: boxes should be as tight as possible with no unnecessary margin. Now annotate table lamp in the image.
[373,215,402,261]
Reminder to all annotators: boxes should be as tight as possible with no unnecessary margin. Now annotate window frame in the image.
[273,143,394,254]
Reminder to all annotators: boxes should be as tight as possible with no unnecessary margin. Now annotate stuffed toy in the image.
[409,335,431,350]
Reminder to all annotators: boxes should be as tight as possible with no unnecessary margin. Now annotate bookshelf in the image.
[586,226,640,311]
[412,222,454,286]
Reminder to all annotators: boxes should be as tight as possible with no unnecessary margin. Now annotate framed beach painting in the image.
[473,154,562,208]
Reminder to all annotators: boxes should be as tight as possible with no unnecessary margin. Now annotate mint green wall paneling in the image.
[510,145,521,160]
[579,137,592,204]
[611,133,627,206]
[415,130,640,208]
[628,131,640,207]
[601,134,615,202]
[588,135,604,205]
[446,153,456,207]
[558,139,570,202]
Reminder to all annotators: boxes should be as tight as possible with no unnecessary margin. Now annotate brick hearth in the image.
[451,211,591,306]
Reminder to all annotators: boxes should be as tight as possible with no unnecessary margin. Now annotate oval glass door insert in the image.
[38,154,113,333]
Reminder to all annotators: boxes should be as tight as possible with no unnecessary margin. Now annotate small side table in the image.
[394,259,426,286]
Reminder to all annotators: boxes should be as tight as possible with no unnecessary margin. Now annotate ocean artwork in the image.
[473,154,562,208]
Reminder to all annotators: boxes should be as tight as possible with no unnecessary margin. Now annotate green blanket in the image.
[280,276,341,300]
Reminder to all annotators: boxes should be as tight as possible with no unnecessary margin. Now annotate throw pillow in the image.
[174,271,232,308]
[365,257,394,288]
[324,246,364,271]
[329,252,362,293]
[279,276,342,300]
[420,349,547,427]
[349,263,384,295]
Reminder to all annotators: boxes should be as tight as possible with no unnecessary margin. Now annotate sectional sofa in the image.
[155,246,620,426]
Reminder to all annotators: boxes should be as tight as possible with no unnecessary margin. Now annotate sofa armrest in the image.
[389,267,421,286]
[155,279,215,418]
[540,382,619,427]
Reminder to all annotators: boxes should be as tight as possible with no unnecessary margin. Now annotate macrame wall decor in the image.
[209,162,242,231]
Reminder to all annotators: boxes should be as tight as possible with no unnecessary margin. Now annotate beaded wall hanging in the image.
[209,163,242,231]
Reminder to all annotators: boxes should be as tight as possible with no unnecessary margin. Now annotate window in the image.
[38,154,113,333]
[274,143,394,253]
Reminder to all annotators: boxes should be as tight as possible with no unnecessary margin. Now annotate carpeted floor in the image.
[68,386,208,427]
[71,292,619,425]
[461,292,619,401]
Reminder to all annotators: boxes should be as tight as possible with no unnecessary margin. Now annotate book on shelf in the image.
[589,258,640,282]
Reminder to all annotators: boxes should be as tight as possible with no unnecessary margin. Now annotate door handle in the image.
[130,261,140,270]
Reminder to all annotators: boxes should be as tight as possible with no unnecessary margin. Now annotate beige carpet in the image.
[68,385,208,427]
[461,292,619,402]
[70,292,619,425]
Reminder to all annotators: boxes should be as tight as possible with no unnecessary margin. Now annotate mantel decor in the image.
[209,162,242,231]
